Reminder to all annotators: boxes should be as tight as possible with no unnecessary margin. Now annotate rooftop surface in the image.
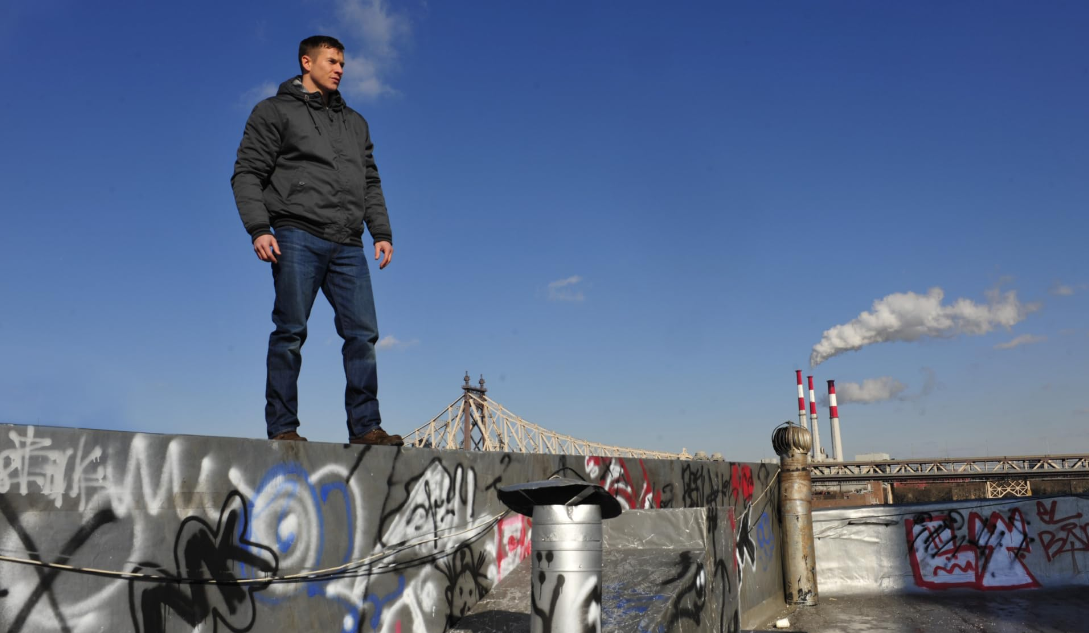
[762,588,1089,633]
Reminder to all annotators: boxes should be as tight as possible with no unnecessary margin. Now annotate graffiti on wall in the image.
[902,497,1089,593]
[661,551,707,629]
[906,508,1039,591]
[128,491,279,633]
[325,453,496,632]
[584,456,662,510]
[0,425,777,633]
[0,428,106,510]
[1035,499,1089,563]
[755,512,776,573]
[0,494,118,633]
[495,514,532,582]
[676,459,773,633]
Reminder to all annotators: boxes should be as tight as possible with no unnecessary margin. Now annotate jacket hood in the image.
[277,76,346,111]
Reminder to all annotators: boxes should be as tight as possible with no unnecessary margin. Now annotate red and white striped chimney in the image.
[796,370,808,430]
[808,375,822,461]
[828,379,843,462]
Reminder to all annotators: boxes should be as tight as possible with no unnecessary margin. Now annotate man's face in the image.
[302,46,344,93]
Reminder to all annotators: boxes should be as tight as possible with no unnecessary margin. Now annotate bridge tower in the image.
[461,372,488,450]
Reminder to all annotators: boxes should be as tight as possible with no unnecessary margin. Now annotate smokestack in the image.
[828,380,843,462]
[808,375,822,462]
[796,370,807,430]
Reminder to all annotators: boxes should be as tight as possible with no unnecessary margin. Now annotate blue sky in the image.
[1,1,1086,461]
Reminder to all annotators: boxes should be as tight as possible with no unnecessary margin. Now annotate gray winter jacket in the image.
[231,77,392,246]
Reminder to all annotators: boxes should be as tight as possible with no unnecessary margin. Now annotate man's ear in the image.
[300,55,312,73]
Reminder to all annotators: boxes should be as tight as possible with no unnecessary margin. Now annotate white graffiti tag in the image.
[0,428,105,508]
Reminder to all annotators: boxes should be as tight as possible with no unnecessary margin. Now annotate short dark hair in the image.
[298,35,345,72]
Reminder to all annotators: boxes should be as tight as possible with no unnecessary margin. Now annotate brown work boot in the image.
[349,427,404,446]
[271,430,308,441]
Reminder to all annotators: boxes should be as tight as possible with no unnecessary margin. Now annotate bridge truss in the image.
[405,375,692,461]
[811,454,1089,481]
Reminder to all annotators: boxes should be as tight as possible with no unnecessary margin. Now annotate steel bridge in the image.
[405,374,695,461]
[811,454,1089,482]
[405,376,1088,483]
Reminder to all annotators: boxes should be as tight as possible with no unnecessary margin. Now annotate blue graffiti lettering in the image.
[755,512,775,572]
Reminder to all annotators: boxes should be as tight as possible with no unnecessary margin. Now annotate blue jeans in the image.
[265,228,381,439]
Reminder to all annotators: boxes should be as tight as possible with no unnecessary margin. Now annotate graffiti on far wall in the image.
[1035,499,1089,564]
[906,508,1039,591]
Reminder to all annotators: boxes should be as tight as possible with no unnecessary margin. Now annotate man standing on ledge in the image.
[231,35,402,446]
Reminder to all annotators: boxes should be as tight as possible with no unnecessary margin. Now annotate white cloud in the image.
[376,335,418,351]
[820,368,938,407]
[335,0,411,100]
[1049,281,1085,296]
[239,81,278,108]
[343,52,398,100]
[836,377,908,404]
[548,275,585,302]
[810,287,1039,366]
[994,334,1047,350]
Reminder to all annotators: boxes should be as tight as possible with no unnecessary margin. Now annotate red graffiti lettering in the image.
[1035,500,1089,563]
[495,514,532,581]
[905,509,1039,591]
[730,464,753,504]
[585,457,661,510]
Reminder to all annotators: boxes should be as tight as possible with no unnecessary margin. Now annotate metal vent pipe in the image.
[772,422,819,606]
[497,479,622,633]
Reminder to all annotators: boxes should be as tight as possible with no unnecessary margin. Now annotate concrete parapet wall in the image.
[0,423,781,632]
[813,495,1089,595]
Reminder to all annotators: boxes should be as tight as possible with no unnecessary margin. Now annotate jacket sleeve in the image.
[359,119,393,245]
[231,101,282,242]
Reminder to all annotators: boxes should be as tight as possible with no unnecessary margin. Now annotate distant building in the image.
[854,452,892,462]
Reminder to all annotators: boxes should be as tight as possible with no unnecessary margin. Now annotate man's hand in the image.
[375,241,393,270]
[254,234,281,263]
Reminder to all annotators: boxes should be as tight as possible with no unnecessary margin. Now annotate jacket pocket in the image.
[286,179,306,201]
[269,166,299,203]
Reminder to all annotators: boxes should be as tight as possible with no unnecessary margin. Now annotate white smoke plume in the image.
[810,287,1039,366]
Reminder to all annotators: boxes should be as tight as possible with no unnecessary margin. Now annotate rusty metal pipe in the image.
[773,423,819,606]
